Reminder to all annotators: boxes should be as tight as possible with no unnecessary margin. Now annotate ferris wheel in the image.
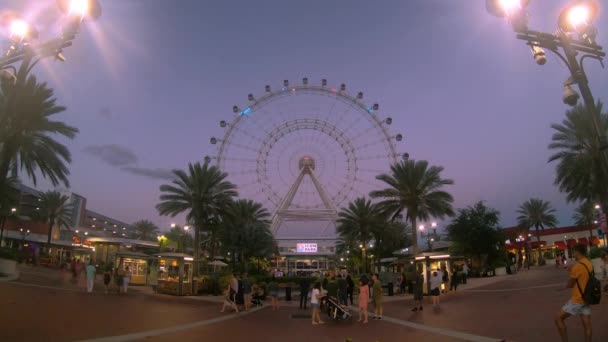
[207,78,406,238]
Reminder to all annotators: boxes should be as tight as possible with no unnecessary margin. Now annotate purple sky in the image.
[6,0,608,232]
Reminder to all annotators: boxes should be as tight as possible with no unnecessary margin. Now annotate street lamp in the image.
[1,0,102,73]
[19,228,30,249]
[419,222,438,252]
[487,0,606,151]
[157,235,167,252]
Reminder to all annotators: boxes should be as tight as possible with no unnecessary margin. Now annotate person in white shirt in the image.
[430,271,442,307]
[311,282,325,325]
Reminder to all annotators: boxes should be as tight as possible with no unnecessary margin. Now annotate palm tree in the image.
[573,201,596,242]
[38,191,73,245]
[516,198,558,264]
[0,67,78,187]
[0,177,20,244]
[131,220,160,241]
[370,159,455,255]
[156,162,237,277]
[337,197,383,273]
[222,199,273,272]
[549,102,608,211]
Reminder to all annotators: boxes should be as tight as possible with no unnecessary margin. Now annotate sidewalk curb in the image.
[0,272,19,282]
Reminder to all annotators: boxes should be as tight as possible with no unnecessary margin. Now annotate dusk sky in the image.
[6,0,608,232]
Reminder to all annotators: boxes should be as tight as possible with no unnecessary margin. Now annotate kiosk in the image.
[156,253,193,296]
[114,251,151,285]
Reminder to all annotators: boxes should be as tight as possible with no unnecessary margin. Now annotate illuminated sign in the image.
[296,243,317,253]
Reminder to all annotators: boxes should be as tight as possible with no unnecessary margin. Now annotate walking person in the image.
[115,265,125,294]
[220,281,238,313]
[103,263,112,294]
[430,271,442,308]
[242,274,252,311]
[554,244,594,342]
[399,273,407,295]
[299,277,310,309]
[412,269,424,311]
[442,267,450,293]
[268,278,280,311]
[85,260,96,293]
[337,274,348,306]
[450,269,459,292]
[123,266,131,294]
[357,276,369,324]
[311,282,325,325]
[346,274,355,305]
[372,273,383,320]
[462,262,469,284]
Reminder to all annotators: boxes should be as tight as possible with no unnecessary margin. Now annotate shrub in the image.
[0,248,17,261]
[589,246,604,259]
[543,251,555,260]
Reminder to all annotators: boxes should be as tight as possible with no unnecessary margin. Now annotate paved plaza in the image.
[1,266,607,342]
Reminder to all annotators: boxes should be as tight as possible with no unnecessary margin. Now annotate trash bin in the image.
[285,286,292,301]
[387,282,394,296]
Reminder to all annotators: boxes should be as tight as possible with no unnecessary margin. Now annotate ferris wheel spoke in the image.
[230,169,258,176]
[231,125,266,144]
[227,142,259,154]
[353,138,388,152]
[357,154,392,161]
[357,168,385,174]
[223,157,258,163]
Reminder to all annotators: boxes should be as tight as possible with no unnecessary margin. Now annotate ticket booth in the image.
[156,253,193,296]
[414,252,462,294]
[114,251,151,285]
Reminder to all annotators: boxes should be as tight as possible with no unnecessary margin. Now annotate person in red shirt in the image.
[554,244,593,342]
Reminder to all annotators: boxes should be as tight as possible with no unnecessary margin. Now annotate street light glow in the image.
[68,0,89,18]
[170,223,176,228]
[499,0,523,14]
[11,208,17,213]
[184,225,190,231]
[9,19,28,41]
[567,5,591,30]
[431,222,437,228]
[419,225,424,230]
[595,204,601,209]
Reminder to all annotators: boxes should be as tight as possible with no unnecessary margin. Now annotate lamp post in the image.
[419,222,438,252]
[183,225,190,254]
[486,1,606,164]
[19,228,30,249]
[1,0,101,77]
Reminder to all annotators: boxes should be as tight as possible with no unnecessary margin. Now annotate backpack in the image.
[576,262,602,305]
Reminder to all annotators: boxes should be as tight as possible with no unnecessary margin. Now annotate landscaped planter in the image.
[0,258,17,276]
[494,267,507,276]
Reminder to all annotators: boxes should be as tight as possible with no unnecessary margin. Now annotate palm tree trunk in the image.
[535,225,542,265]
[47,217,55,245]
[193,224,201,278]
[0,216,6,245]
[411,217,419,255]
[361,243,367,274]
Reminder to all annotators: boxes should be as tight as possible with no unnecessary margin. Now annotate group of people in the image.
[66,258,132,294]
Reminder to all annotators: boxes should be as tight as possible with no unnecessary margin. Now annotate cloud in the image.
[121,167,174,180]
[98,107,113,120]
[83,144,138,166]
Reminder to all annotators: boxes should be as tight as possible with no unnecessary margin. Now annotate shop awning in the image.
[578,237,589,246]
[591,236,601,246]
[530,241,547,249]
[554,241,567,250]
[566,239,577,248]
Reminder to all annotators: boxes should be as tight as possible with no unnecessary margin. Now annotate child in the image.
[358,276,369,323]
[311,282,325,325]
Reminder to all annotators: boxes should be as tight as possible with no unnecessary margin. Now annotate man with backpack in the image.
[554,243,601,342]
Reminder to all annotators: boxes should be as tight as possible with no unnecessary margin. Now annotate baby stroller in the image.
[250,286,264,307]
[325,296,351,320]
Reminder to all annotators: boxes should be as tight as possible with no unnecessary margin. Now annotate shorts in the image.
[311,303,319,309]
[431,288,440,296]
[270,292,279,298]
[562,301,591,316]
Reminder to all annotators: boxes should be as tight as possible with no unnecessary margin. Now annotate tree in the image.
[573,201,596,242]
[156,162,237,277]
[164,225,193,253]
[516,198,558,264]
[446,201,504,267]
[131,220,160,241]
[337,197,383,273]
[221,199,274,272]
[0,68,78,187]
[370,159,455,255]
[0,177,20,244]
[549,102,608,214]
[38,191,73,245]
